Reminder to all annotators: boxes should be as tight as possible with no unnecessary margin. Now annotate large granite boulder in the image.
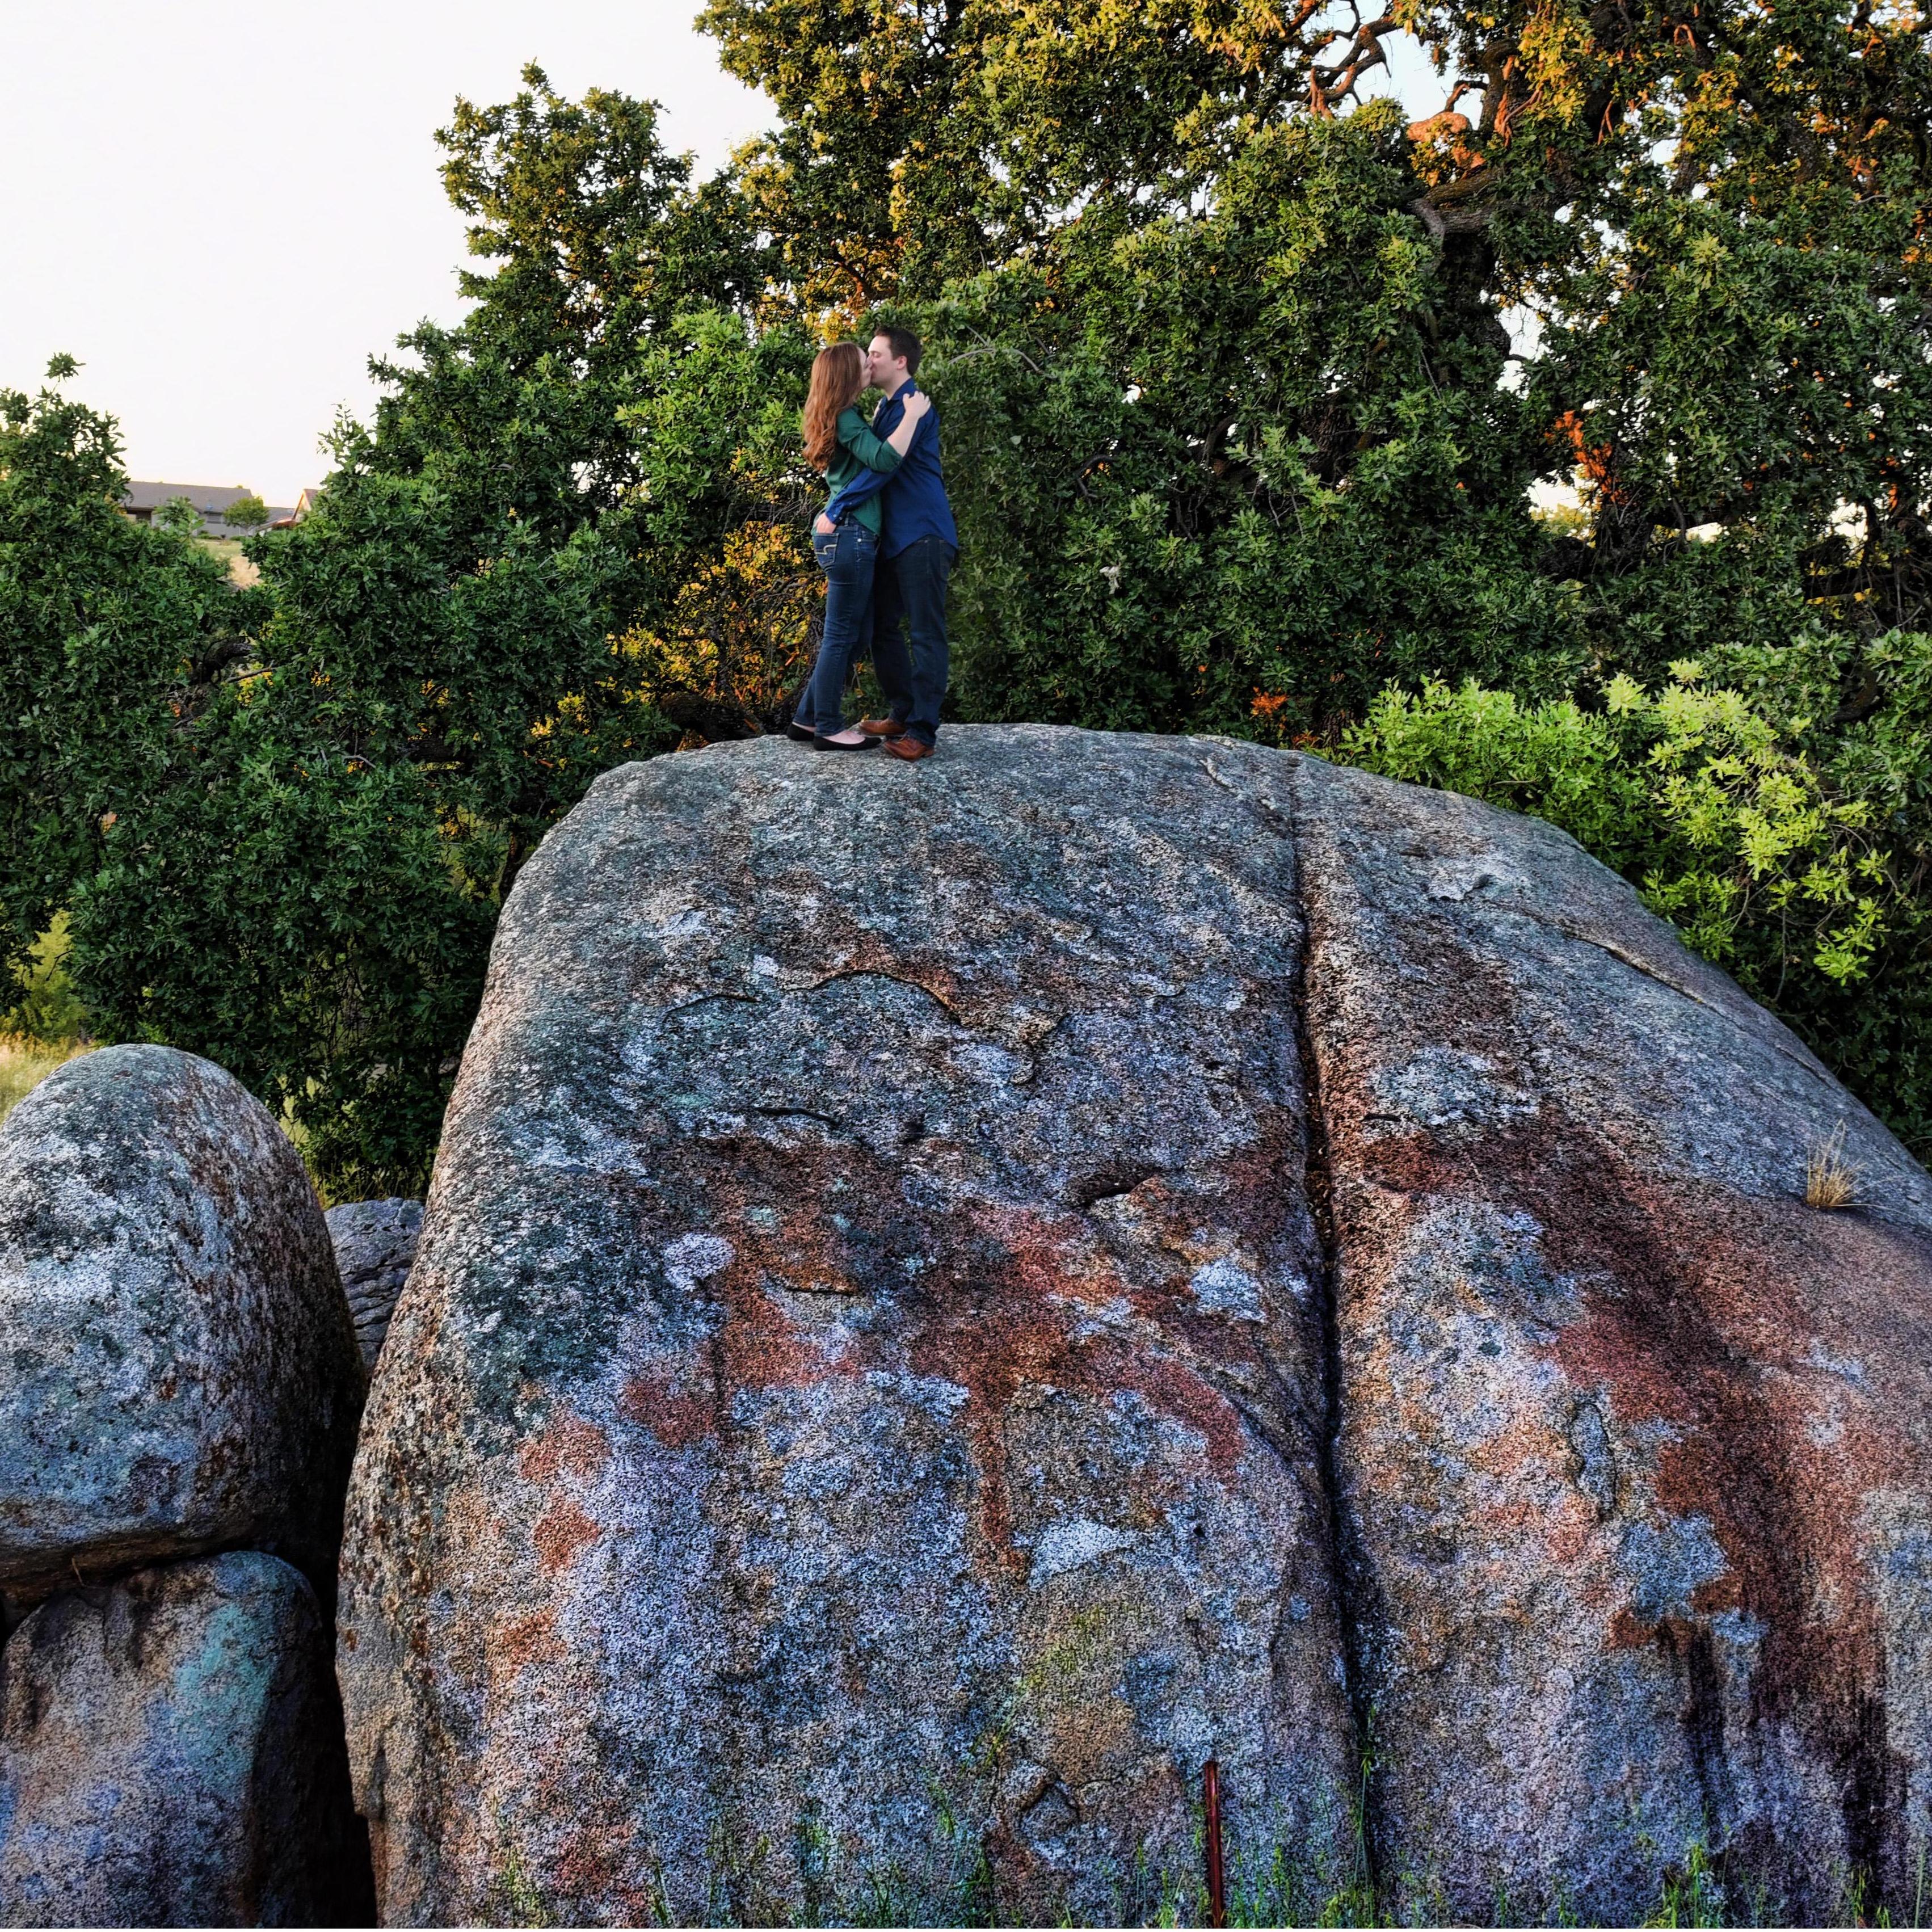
[339,727,1932,1926]
[1294,755,1932,1923]
[342,731,1355,1925]
[325,1197,423,1371]
[0,1551,374,1926]
[0,1045,364,1611]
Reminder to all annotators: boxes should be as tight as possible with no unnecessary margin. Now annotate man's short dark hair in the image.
[874,326,923,377]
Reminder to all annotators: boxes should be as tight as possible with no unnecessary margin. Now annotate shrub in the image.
[1340,646,1932,1159]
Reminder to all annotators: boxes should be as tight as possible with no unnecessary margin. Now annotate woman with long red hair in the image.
[792,342,929,748]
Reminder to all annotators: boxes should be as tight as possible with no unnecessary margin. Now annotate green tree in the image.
[0,360,251,992]
[68,432,671,1195]
[152,494,204,536]
[223,491,271,529]
[26,71,773,1193]
[705,0,1932,693]
[921,107,1580,742]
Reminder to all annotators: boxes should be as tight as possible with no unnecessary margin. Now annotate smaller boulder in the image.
[324,1198,422,1370]
[0,1551,375,1927]
[0,1045,364,1611]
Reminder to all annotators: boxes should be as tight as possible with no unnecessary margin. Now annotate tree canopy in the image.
[6,0,1930,1189]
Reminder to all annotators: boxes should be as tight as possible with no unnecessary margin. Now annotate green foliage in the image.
[152,495,204,537]
[1643,1842,1729,1927]
[1341,642,1932,1159]
[222,491,270,529]
[68,431,675,1195]
[922,108,1580,741]
[1,916,91,1042]
[0,364,250,986]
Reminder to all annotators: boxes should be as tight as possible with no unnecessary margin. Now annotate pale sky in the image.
[2,3,769,505]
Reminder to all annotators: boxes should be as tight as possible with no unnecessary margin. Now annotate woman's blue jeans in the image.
[797,520,877,735]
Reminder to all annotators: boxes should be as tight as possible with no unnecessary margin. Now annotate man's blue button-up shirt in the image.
[825,379,958,560]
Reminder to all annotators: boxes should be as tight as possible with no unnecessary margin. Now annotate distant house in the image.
[267,486,326,531]
[121,481,297,539]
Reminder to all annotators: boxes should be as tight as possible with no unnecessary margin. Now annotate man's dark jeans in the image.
[869,536,955,746]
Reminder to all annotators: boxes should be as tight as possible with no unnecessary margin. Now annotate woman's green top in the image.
[826,405,900,536]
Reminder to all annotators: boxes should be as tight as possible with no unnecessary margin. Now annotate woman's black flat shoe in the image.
[813,733,881,751]
[786,722,817,743]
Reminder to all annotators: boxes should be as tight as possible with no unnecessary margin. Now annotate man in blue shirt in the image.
[818,326,958,760]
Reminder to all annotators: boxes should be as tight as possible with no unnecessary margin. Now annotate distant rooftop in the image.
[123,481,254,515]
[121,481,299,536]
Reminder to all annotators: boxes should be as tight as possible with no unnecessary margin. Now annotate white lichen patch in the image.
[1029,1517,1137,1583]
[1189,1257,1266,1321]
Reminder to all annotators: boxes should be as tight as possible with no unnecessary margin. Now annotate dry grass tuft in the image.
[1805,1120,1864,1211]
[0,1034,92,1127]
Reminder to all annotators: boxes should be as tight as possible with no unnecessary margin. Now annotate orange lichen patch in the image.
[1092,1334,1249,1479]
[1607,1605,1655,1651]
[495,1609,565,1673]
[1347,1072,1932,1874]
[533,1499,600,1576]
[898,1199,1277,1558]
[1691,1573,1745,1617]
[1007,1216,1116,1304]
[718,1279,837,1393]
[618,1369,717,1449]
[519,1414,612,1485]
[1546,1498,1594,1563]
[726,1197,887,1311]
[1467,1411,1569,1487]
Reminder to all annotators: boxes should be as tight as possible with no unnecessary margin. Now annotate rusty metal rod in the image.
[1203,1757,1227,1928]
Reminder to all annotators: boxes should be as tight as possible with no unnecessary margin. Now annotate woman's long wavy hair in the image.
[802,342,865,473]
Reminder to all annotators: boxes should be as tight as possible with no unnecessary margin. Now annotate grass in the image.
[195,534,260,586]
[0,1033,91,1126]
[1805,1119,1865,1210]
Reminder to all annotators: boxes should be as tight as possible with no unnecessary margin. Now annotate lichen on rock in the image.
[0,1551,374,1927]
[338,726,1932,1926]
[1294,754,1932,1923]
[0,1045,365,1614]
[340,727,1358,1926]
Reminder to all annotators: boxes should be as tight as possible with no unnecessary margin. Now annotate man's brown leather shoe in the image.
[884,734,935,761]
[857,716,908,739]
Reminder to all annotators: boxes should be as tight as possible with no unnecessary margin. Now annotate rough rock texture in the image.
[0,1551,374,1926]
[325,1197,423,1370]
[339,727,1932,1926]
[341,731,1357,1925]
[1294,755,1932,1923]
[0,1045,364,1611]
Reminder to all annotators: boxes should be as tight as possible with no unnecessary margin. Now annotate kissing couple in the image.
[789,326,957,761]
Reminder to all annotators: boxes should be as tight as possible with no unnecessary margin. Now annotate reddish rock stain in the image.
[533,1500,600,1576]
[618,1370,717,1449]
[496,1609,563,1672]
[900,1202,1269,1559]
[1340,1073,1932,1882]
[519,1415,612,1485]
